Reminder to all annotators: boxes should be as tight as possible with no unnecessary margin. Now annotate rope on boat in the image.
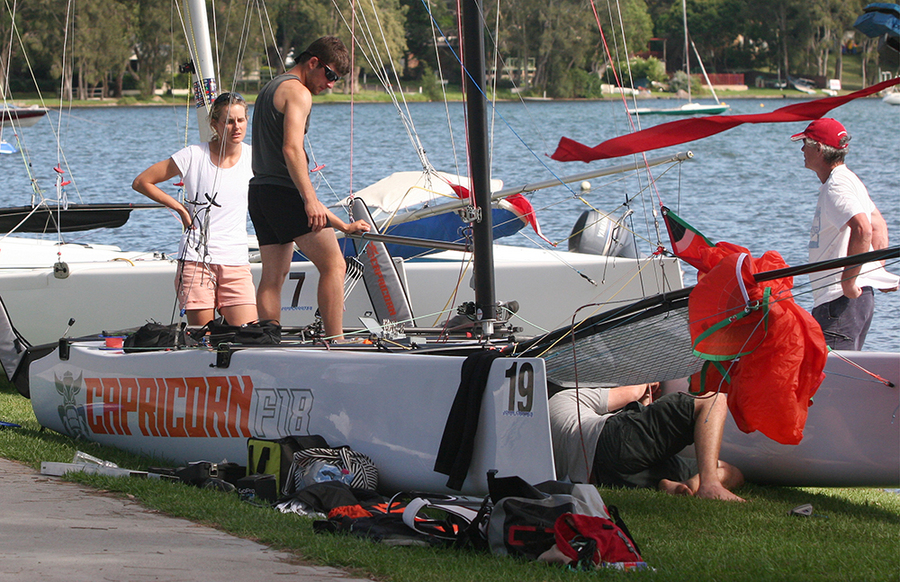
[827,351,896,388]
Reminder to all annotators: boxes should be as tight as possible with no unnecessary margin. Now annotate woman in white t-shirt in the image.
[133,93,257,326]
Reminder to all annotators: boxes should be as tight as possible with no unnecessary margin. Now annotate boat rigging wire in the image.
[3,0,88,239]
[418,0,670,254]
[587,0,675,235]
[332,0,435,179]
[322,0,686,306]
[428,0,463,178]
[824,352,895,388]
[2,3,42,209]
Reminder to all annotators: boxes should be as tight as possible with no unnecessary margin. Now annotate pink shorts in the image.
[176,261,256,311]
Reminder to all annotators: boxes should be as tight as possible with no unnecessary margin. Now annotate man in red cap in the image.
[791,118,898,350]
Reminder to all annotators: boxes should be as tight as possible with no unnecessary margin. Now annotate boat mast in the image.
[181,0,217,142]
[691,40,721,104]
[460,0,497,336]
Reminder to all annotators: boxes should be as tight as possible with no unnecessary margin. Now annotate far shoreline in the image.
[9,88,889,109]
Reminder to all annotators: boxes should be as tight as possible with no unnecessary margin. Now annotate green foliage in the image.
[72,0,132,95]
[495,0,607,94]
[257,0,407,92]
[557,68,604,99]
[626,56,669,84]
[2,0,882,101]
[419,63,444,101]
[656,0,747,74]
[400,0,454,77]
[668,69,701,93]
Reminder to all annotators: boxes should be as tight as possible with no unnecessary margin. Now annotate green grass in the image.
[1,381,898,582]
[7,89,459,108]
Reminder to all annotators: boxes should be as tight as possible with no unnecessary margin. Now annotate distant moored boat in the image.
[1,105,49,128]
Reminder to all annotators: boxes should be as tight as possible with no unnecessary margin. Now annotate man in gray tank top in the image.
[248,36,369,341]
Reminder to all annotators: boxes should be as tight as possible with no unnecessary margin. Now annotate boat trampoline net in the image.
[517,287,704,387]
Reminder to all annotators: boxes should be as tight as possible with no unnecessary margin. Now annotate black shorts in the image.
[593,392,698,489]
[811,286,874,351]
[248,183,314,246]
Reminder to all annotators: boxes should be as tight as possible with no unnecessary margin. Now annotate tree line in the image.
[1,0,894,101]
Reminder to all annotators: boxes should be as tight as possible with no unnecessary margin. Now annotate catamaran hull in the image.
[27,343,556,496]
[674,351,899,487]
[0,240,682,343]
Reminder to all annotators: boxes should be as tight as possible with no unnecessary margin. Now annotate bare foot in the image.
[639,383,660,406]
[659,479,693,496]
[695,483,745,502]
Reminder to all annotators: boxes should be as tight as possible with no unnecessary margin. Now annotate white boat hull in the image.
[19,304,898,490]
[0,237,683,344]
[0,106,49,128]
[628,102,729,116]
[27,342,556,495]
[670,351,900,487]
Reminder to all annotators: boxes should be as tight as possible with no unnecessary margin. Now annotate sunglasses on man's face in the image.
[320,63,340,83]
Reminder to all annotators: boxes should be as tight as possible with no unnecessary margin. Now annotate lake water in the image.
[2,95,898,350]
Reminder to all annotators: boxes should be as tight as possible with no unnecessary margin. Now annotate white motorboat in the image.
[0,105,49,128]
[0,233,682,343]
[0,147,687,344]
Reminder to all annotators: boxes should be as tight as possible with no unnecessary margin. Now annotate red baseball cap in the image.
[790,118,849,149]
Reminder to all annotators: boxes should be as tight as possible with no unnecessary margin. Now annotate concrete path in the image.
[0,458,370,582]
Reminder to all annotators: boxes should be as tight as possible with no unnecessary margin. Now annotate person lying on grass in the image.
[550,383,745,502]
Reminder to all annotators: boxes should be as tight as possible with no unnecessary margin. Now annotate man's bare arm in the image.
[871,207,889,251]
[841,212,873,299]
[327,210,371,235]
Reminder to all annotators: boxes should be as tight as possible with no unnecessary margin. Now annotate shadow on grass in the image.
[742,483,900,524]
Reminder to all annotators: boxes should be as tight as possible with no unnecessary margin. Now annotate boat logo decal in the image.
[54,373,255,439]
[364,243,399,318]
[55,371,90,440]
[249,388,314,438]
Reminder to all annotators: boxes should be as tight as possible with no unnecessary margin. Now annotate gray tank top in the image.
[250,74,309,188]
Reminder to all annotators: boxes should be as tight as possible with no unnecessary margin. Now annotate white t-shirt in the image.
[171,142,252,265]
[548,388,611,484]
[808,164,899,306]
